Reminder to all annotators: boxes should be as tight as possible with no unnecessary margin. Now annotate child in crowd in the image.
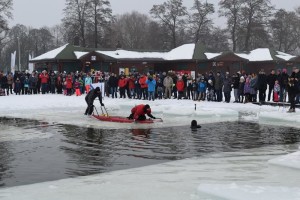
[244,77,252,103]
[14,78,21,95]
[192,79,198,101]
[198,78,207,101]
[239,76,245,103]
[273,80,280,102]
[207,79,215,101]
[74,79,81,96]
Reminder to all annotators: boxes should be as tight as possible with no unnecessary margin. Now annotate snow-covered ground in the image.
[0,94,300,200]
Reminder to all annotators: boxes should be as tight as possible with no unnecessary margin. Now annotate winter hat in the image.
[144,104,150,112]
[95,87,100,92]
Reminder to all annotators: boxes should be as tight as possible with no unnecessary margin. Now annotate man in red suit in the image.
[127,104,156,121]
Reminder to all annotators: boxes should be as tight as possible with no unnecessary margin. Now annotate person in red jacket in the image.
[118,75,127,98]
[66,74,73,96]
[176,76,185,99]
[127,104,156,121]
[39,70,49,94]
[139,74,148,100]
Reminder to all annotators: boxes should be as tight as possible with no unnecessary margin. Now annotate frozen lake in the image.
[0,117,299,188]
[0,95,300,199]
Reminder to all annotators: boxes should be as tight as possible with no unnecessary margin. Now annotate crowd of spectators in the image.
[0,67,299,112]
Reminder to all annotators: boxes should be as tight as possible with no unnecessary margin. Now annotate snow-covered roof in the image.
[275,51,296,61]
[164,44,195,60]
[97,44,196,61]
[236,48,273,62]
[97,50,167,60]
[30,43,297,63]
[205,53,222,59]
[74,51,89,59]
[31,44,69,61]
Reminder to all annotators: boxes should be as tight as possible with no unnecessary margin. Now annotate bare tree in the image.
[86,0,112,48]
[219,0,243,51]
[240,0,274,51]
[189,0,214,44]
[112,12,151,49]
[0,0,13,64]
[150,0,188,48]
[63,0,91,47]
[270,9,300,53]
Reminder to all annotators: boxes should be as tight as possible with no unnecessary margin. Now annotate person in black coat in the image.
[287,72,298,113]
[267,69,277,102]
[108,73,118,98]
[84,87,104,115]
[257,69,268,103]
[277,69,289,102]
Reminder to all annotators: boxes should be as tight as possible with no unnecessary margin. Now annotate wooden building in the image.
[29,43,297,76]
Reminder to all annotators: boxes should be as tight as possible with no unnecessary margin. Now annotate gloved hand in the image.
[101,103,104,106]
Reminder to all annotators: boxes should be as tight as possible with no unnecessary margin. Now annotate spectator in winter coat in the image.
[223,72,232,103]
[267,69,277,101]
[250,73,258,102]
[127,104,156,121]
[29,73,38,94]
[273,80,280,102]
[287,72,298,112]
[238,76,245,103]
[85,74,93,94]
[49,72,57,94]
[295,67,300,104]
[7,73,13,95]
[14,78,21,95]
[163,74,173,99]
[66,74,73,96]
[278,68,289,102]
[39,70,49,94]
[23,76,30,95]
[127,75,135,99]
[232,73,240,102]
[214,72,223,102]
[84,87,104,115]
[146,76,156,101]
[139,74,148,100]
[156,78,164,99]
[118,75,127,98]
[192,79,198,101]
[108,73,118,98]
[257,69,268,103]
[0,72,8,95]
[176,76,185,100]
[244,77,252,103]
[207,79,215,101]
[197,78,207,101]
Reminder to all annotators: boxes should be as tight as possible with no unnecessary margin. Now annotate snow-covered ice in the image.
[0,94,299,200]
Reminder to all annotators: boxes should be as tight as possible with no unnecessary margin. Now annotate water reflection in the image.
[0,117,300,188]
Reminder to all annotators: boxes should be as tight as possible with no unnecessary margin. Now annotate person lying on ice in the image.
[84,87,104,115]
[127,104,156,121]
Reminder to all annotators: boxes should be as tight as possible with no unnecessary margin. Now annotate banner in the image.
[11,51,16,73]
[28,54,34,73]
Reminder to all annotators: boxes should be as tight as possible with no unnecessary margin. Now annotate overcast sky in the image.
[11,0,300,28]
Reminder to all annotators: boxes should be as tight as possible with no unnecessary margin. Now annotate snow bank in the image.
[0,94,299,129]
[198,183,300,200]
[0,146,299,200]
[268,151,300,170]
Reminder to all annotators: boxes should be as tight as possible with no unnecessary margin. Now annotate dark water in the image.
[0,117,299,188]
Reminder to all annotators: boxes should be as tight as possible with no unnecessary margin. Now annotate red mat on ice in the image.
[92,115,163,124]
